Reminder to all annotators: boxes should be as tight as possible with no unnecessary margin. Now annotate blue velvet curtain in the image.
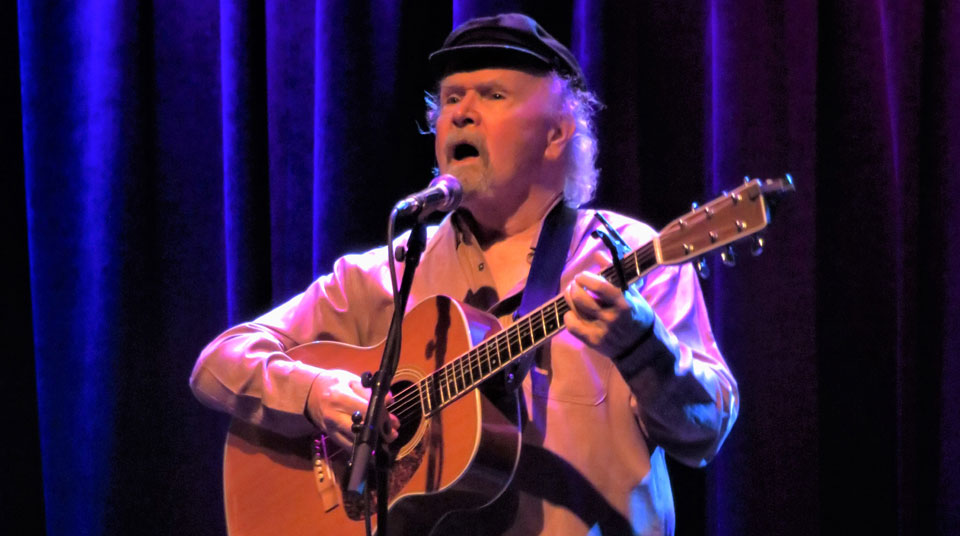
[10,0,959,534]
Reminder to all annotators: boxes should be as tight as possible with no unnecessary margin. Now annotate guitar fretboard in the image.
[391,240,659,417]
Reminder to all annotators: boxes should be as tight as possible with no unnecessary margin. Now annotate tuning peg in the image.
[744,176,751,184]
[690,201,699,211]
[751,235,765,256]
[721,245,737,267]
[695,256,710,279]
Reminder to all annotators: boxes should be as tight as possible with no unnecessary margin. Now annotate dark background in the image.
[7,0,959,534]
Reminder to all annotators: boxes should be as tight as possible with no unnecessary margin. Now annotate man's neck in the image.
[462,187,563,249]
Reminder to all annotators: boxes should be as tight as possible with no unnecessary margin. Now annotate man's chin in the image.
[442,165,486,195]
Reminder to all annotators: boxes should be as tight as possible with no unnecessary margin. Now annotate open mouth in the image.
[452,142,480,161]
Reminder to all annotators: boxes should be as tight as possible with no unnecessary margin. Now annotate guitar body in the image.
[222,295,522,536]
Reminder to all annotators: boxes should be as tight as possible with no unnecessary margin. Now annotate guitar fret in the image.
[489,338,498,371]
[522,318,534,348]
[624,253,637,278]
[454,358,465,393]
[467,349,478,384]
[448,364,456,399]
[429,375,440,412]
[509,325,522,356]
[476,345,487,377]
[543,300,557,333]
[494,332,507,367]
[439,367,449,404]
[471,350,480,384]
[449,361,458,397]
[637,251,656,273]
[419,379,431,414]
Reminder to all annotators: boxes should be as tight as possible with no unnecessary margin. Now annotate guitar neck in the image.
[395,176,792,417]
[409,240,660,416]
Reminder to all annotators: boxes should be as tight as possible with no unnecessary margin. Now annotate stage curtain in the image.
[11,0,959,534]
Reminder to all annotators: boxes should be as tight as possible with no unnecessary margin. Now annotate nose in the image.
[451,93,479,128]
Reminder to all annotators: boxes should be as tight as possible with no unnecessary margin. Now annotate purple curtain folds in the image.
[15,0,959,534]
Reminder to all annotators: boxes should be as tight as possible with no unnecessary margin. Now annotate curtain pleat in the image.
[13,1,959,534]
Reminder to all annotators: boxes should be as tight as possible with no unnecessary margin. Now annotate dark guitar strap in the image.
[503,201,578,391]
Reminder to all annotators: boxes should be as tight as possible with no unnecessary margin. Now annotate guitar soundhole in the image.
[390,380,422,452]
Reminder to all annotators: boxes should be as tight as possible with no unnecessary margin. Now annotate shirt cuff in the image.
[612,315,677,379]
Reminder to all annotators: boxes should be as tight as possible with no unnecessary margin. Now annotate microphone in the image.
[394,175,463,220]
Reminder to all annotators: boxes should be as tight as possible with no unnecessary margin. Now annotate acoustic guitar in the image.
[222,177,794,535]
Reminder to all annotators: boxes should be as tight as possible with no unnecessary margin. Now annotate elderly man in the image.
[191,13,737,536]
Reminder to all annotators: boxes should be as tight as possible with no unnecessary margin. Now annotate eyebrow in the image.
[439,81,508,95]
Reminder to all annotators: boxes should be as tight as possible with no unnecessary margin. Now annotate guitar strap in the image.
[502,201,578,391]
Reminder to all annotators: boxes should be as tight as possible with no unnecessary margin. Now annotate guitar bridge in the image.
[312,435,340,512]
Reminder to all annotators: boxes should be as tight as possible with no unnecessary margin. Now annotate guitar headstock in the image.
[657,175,794,266]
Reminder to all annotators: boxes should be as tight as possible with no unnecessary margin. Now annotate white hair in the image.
[424,72,602,208]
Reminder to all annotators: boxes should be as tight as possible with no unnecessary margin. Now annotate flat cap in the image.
[429,13,586,89]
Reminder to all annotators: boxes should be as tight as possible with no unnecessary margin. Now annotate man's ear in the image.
[544,113,576,162]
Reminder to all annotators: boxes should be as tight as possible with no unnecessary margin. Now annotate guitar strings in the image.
[384,320,534,420]
[320,243,657,449]
[378,243,654,423]
[380,278,616,421]
[383,299,574,422]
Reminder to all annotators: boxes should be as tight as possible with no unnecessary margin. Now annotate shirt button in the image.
[478,262,485,271]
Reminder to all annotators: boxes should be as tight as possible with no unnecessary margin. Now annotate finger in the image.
[563,311,604,348]
[329,431,353,450]
[563,281,576,313]
[329,413,357,445]
[375,404,396,427]
[350,380,399,407]
[574,272,627,306]
[382,414,401,443]
[567,280,604,320]
[563,309,585,337]
[336,387,373,412]
[565,307,595,336]
[349,379,371,399]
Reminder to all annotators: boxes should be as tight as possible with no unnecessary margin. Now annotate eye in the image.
[444,95,461,105]
[491,92,505,100]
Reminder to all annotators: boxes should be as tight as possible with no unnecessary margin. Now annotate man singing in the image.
[191,13,738,536]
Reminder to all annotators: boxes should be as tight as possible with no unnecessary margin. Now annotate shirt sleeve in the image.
[189,247,395,438]
[613,262,739,468]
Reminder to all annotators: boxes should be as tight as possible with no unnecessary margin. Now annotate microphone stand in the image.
[345,209,428,536]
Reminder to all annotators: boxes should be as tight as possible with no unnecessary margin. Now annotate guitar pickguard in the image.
[341,426,429,521]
